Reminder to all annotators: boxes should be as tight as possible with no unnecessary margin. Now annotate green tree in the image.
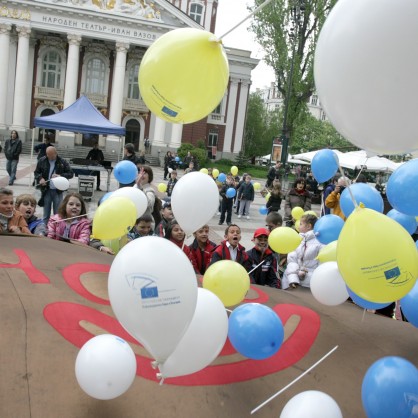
[291,111,356,153]
[251,0,338,150]
[243,93,273,160]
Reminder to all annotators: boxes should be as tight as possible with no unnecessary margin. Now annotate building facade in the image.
[0,0,258,159]
[256,82,328,122]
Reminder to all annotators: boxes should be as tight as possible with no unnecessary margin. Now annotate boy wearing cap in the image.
[154,199,174,237]
[246,228,279,288]
[166,170,178,197]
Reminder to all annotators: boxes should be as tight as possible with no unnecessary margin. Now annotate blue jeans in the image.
[6,159,18,183]
[43,189,63,222]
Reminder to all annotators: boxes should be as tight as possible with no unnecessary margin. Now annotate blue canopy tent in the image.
[33,95,125,135]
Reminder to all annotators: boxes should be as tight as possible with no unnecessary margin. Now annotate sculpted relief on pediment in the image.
[34,0,162,21]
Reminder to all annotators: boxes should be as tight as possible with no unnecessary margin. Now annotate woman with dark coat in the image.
[163,151,174,180]
[284,178,311,226]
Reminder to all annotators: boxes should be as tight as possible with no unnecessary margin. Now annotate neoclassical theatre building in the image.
[0,0,258,159]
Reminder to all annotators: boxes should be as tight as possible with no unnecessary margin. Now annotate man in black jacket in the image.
[86,143,104,191]
[34,146,74,222]
[4,130,22,185]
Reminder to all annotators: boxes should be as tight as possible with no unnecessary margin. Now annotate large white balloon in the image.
[51,176,70,191]
[75,334,137,400]
[280,391,343,418]
[158,288,228,379]
[310,262,349,306]
[108,236,198,363]
[171,171,219,235]
[110,186,148,218]
[314,0,418,155]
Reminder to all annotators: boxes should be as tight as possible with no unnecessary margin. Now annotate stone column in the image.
[152,116,167,147]
[106,42,129,154]
[63,34,82,108]
[0,24,11,129]
[223,78,239,154]
[59,34,82,148]
[169,123,183,149]
[11,26,31,131]
[233,80,250,154]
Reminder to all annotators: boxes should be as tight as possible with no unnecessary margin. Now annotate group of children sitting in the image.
[0,186,322,290]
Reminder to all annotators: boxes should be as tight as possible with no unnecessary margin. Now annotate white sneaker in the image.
[238,215,241,218]
[217,212,221,216]
[247,216,250,220]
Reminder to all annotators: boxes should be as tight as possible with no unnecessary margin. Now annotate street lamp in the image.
[279,0,305,167]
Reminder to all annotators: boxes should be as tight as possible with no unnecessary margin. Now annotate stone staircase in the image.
[21,142,160,166]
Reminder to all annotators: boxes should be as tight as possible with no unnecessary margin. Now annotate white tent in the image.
[291,149,401,172]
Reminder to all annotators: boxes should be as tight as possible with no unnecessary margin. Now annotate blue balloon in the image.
[113,160,138,184]
[387,158,418,216]
[340,183,384,217]
[313,214,344,244]
[226,187,236,198]
[387,209,417,235]
[362,356,418,418]
[259,206,268,215]
[346,287,391,310]
[228,303,284,360]
[175,156,180,162]
[311,149,339,183]
[217,173,227,183]
[99,191,113,205]
[400,280,418,327]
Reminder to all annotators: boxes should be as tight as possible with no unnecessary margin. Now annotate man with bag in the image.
[34,146,73,222]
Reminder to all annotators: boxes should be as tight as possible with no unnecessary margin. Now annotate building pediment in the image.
[0,0,201,43]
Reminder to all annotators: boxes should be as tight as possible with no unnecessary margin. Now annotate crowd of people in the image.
[0,145,409,320]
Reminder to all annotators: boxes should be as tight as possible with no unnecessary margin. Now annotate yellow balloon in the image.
[200,168,209,175]
[139,28,229,124]
[268,227,302,254]
[101,235,128,255]
[337,207,418,303]
[294,219,300,232]
[93,197,136,240]
[253,182,261,191]
[304,210,318,218]
[230,166,238,176]
[203,260,250,307]
[317,240,338,263]
[158,183,167,193]
[291,206,305,220]
[265,192,271,202]
[212,168,219,179]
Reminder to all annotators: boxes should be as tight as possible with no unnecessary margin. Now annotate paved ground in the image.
[0,153,321,249]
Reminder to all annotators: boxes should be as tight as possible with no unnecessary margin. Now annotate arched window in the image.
[86,58,106,94]
[189,3,204,24]
[42,51,61,88]
[128,64,140,99]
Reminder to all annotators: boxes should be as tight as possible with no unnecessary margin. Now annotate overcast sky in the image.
[214,0,276,92]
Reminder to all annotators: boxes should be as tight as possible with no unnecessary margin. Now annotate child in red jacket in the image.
[188,224,217,275]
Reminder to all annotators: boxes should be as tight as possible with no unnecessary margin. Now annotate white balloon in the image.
[281,390,343,418]
[75,334,136,400]
[108,236,198,363]
[171,171,219,235]
[51,176,70,191]
[314,0,418,155]
[310,262,349,306]
[110,187,148,218]
[158,288,228,379]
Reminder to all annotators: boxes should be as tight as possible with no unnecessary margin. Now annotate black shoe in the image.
[227,222,232,226]
[96,187,102,191]
[8,181,13,186]
[218,221,223,225]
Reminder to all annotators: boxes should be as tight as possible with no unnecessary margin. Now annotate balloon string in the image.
[218,0,275,40]
[361,308,367,322]
[353,158,369,182]
[248,259,266,275]
[50,211,95,223]
[334,154,358,209]
[250,345,339,414]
